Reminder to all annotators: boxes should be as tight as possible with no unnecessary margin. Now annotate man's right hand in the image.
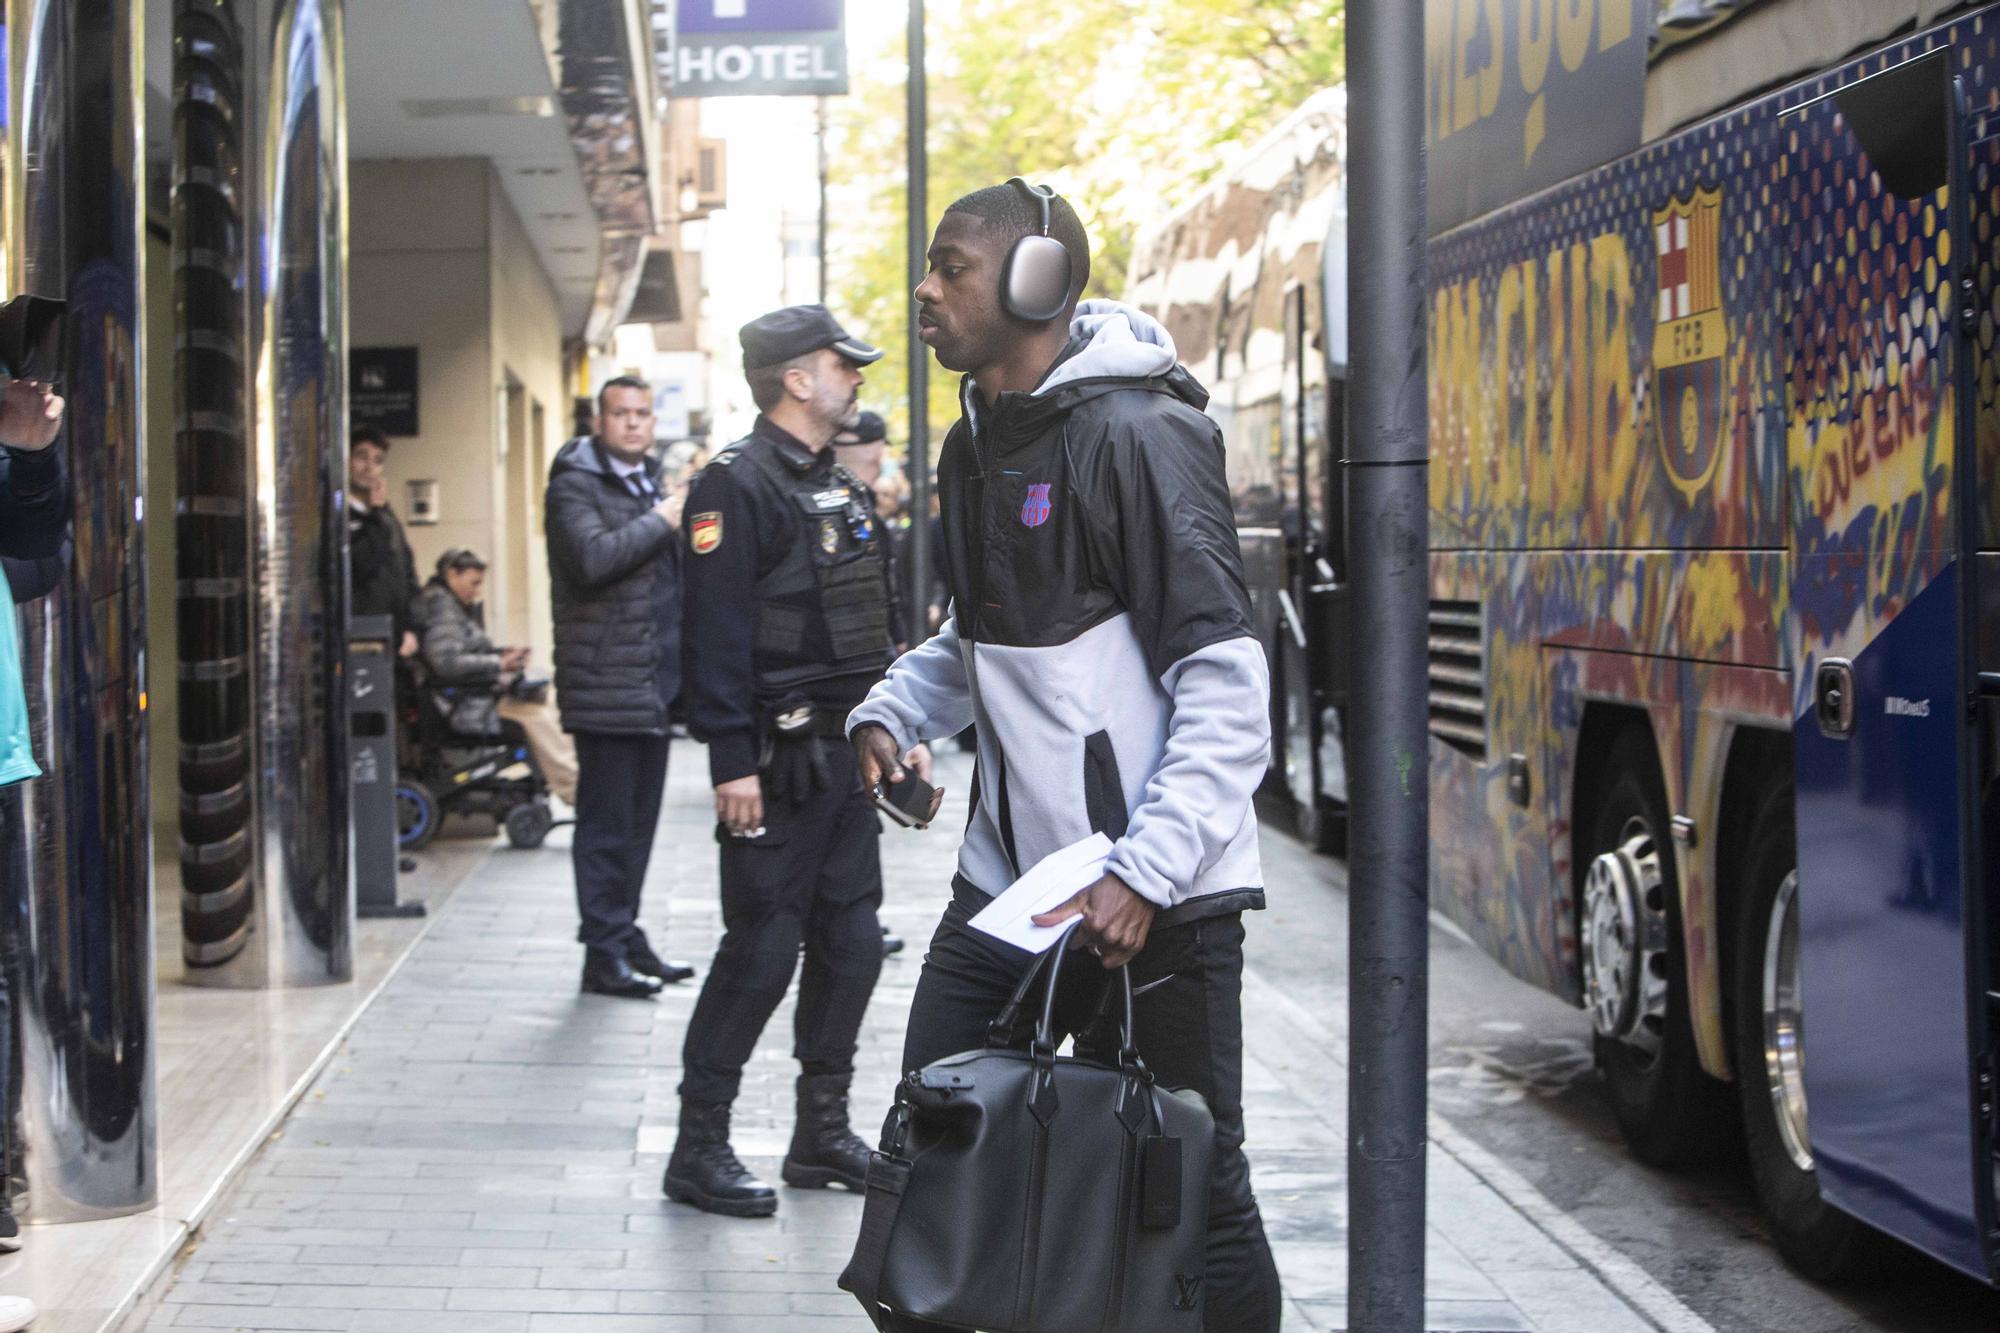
[653,490,686,530]
[715,774,764,836]
[852,724,904,794]
[0,379,63,452]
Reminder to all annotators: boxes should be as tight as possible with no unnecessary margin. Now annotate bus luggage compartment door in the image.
[1784,51,1991,1279]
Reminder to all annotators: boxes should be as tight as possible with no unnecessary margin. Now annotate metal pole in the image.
[816,94,829,304]
[904,0,929,641]
[1344,0,1430,1328]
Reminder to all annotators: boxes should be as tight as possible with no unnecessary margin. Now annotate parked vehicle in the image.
[1133,0,2000,1287]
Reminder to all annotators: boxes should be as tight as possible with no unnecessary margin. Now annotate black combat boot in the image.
[662,1100,777,1218]
[781,1073,872,1191]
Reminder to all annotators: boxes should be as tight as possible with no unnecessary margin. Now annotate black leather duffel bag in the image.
[839,939,1214,1332]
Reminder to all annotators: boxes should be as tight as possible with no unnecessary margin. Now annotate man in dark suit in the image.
[545,376,696,998]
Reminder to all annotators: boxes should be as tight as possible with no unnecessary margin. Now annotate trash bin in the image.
[350,615,423,918]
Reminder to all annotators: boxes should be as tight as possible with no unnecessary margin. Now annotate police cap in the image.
[740,304,883,372]
[836,411,888,446]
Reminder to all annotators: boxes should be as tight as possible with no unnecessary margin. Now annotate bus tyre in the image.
[1730,780,1880,1280]
[1584,729,1735,1168]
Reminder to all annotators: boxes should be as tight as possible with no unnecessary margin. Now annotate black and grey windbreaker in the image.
[849,301,1270,924]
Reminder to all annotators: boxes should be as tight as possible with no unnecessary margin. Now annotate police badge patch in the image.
[690,511,722,554]
[820,518,840,554]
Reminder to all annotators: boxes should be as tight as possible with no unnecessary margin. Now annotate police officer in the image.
[666,306,902,1218]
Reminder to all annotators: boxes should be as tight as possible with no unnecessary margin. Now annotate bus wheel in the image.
[1582,729,1734,1167]
[1731,780,1880,1279]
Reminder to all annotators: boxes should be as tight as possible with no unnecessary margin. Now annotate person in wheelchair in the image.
[400,548,571,849]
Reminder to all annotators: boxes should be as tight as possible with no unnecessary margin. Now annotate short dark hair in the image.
[746,353,814,413]
[597,375,651,414]
[351,425,392,453]
[944,182,1091,309]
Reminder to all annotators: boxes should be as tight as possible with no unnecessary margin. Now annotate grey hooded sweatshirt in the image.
[849,300,1270,924]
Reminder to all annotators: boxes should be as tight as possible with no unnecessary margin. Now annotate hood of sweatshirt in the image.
[963,300,1211,451]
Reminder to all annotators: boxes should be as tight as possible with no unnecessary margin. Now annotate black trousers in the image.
[679,740,884,1105]
[890,885,1282,1333]
[570,731,671,956]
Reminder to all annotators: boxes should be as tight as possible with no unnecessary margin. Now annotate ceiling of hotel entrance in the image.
[346,0,601,336]
[142,0,604,338]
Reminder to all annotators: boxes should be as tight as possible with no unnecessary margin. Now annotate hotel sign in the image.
[672,0,847,98]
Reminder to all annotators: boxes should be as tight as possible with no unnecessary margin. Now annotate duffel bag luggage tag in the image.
[1105,968,1182,1232]
[1141,1131,1183,1229]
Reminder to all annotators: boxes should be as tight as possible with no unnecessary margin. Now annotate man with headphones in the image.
[848,181,1283,1331]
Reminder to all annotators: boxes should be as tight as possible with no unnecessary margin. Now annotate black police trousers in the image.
[888,884,1282,1333]
[679,740,884,1105]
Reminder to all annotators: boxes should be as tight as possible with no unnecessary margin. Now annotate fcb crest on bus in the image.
[1020,482,1053,528]
[1652,188,1727,501]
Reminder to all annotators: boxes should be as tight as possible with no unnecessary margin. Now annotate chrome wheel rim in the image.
[1761,870,1812,1172]
[1581,816,1669,1061]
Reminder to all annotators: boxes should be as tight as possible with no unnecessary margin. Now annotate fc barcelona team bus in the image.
[1131,0,2000,1288]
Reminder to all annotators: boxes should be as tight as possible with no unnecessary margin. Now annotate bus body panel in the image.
[1425,8,1995,1276]
[1141,4,2000,1277]
[1783,46,1986,1278]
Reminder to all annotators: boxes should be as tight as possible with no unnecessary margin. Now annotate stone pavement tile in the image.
[295,1247,462,1268]
[348,1314,530,1333]
[1488,1267,1660,1333]
[269,1286,447,1311]
[456,1247,626,1269]
[206,1228,392,1249]
[521,1317,703,1332]
[166,1308,351,1331]
[1291,1298,1534,1331]
[535,1267,707,1292]
[181,1244,304,1265]
[162,1285,279,1308]
[443,1287,619,1314]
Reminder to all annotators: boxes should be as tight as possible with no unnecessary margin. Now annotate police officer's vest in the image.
[730,442,891,697]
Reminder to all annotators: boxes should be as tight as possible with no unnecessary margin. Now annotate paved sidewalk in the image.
[135,746,1674,1332]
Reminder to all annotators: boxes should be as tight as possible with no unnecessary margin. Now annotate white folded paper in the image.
[966,832,1114,954]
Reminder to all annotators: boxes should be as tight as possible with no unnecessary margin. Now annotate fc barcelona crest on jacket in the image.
[1020,482,1053,528]
[1652,188,1726,501]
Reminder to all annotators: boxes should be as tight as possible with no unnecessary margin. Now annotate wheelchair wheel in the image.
[504,799,553,850]
[396,779,440,851]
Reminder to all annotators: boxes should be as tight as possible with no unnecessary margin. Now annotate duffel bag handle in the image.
[984,927,1148,1069]
[1036,932,1145,1068]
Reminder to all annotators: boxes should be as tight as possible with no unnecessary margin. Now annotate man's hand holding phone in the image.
[853,723,944,828]
[0,379,64,452]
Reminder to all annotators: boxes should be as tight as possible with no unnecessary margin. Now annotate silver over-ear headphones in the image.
[999,177,1074,323]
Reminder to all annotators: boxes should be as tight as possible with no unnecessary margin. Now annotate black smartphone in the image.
[871,773,940,829]
[0,295,66,382]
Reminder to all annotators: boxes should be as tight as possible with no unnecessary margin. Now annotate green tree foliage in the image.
[827,1,1347,451]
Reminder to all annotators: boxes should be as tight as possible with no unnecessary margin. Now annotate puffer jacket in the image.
[415,579,508,738]
[850,301,1270,924]
[545,435,681,736]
